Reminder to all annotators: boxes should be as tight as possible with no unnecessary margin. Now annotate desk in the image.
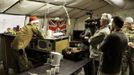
[0,34,69,72]
[18,58,90,75]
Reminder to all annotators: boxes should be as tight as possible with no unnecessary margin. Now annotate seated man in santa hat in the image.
[11,16,45,73]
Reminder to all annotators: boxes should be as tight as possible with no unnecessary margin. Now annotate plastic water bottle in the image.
[69,35,71,42]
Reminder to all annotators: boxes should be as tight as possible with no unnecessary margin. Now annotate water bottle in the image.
[69,35,71,42]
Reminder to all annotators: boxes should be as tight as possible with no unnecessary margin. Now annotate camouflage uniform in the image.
[89,26,110,75]
[89,26,110,60]
[11,24,45,73]
[122,28,134,75]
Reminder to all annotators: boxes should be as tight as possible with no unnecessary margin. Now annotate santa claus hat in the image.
[124,17,133,23]
[29,16,39,24]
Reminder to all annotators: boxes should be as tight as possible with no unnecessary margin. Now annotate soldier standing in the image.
[11,16,45,73]
[121,17,134,75]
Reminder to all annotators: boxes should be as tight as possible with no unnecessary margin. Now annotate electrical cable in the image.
[62,6,71,26]
[62,0,72,36]
[43,3,50,36]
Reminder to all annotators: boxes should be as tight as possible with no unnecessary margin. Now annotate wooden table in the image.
[18,58,90,75]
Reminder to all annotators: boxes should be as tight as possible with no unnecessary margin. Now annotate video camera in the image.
[85,18,100,28]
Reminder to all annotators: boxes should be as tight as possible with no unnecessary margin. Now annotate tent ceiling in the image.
[0,0,133,18]
[0,0,19,12]
[0,0,110,18]
[5,0,45,15]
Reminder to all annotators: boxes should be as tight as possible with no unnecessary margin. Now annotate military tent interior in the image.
[0,0,134,74]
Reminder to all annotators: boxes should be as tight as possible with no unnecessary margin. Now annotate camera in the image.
[85,18,100,28]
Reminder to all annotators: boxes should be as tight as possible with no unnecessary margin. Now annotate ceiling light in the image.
[104,0,125,7]
[54,0,61,1]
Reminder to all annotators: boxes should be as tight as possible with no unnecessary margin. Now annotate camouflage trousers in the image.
[12,49,29,73]
[121,48,134,75]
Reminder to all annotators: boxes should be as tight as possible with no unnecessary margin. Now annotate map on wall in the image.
[0,14,25,33]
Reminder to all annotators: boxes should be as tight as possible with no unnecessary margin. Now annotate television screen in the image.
[38,40,47,48]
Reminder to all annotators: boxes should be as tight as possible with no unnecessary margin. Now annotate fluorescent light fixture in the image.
[54,0,61,1]
[111,0,124,6]
[104,0,125,7]
[54,0,64,2]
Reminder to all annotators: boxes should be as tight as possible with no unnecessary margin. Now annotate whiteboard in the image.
[0,14,25,33]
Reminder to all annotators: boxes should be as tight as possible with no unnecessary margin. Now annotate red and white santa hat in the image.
[29,16,39,24]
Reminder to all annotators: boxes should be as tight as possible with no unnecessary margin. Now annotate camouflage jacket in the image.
[123,28,134,43]
[11,24,45,50]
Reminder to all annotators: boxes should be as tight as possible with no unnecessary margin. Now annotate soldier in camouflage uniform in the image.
[88,13,111,75]
[11,16,45,73]
[121,17,134,75]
